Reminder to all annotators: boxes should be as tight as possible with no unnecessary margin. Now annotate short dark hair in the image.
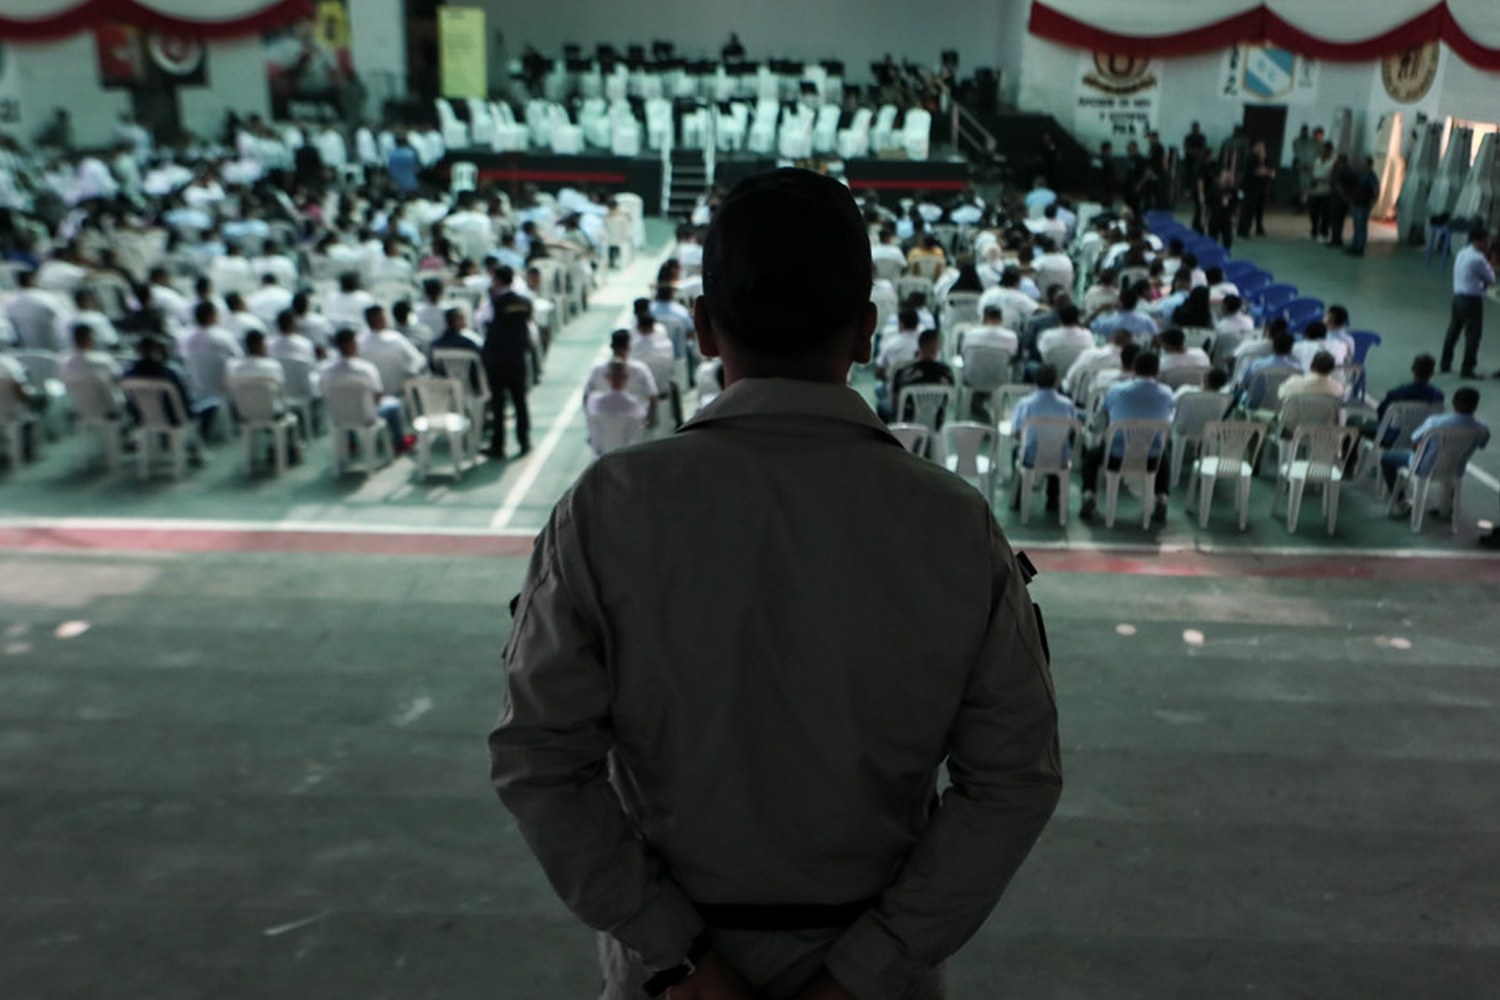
[1119,343,1140,368]
[276,309,296,332]
[702,168,870,357]
[334,327,358,350]
[364,304,384,325]
[1222,295,1242,315]
[244,330,266,354]
[1058,303,1081,326]
[1272,332,1295,354]
[1310,351,1336,375]
[1119,288,1138,311]
[1412,353,1437,380]
[1205,368,1230,391]
[1035,364,1059,389]
[982,305,1004,322]
[1159,328,1185,351]
[194,301,216,325]
[1326,305,1348,326]
[897,306,920,330]
[1453,386,1480,413]
[339,272,359,292]
[494,265,515,285]
[1134,351,1160,377]
[610,328,630,350]
[1205,266,1224,285]
[1302,321,1327,341]
[917,327,940,349]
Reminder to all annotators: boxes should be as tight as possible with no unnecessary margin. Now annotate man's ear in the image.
[849,301,877,365]
[694,298,721,359]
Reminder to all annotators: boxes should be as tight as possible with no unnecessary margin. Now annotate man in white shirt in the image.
[35,244,89,293]
[1323,304,1357,355]
[253,240,299,287]
[977,268,1039,331]
[247,274,295,327]
[444,195,496,261]
[144,268,194,328]
[1031,236,1074,300]
[223,292,269,339]
[59,323,123,385]
[875,307,922,382]
[1292,321,1350,370]
[1037,303,1095,372]
[60,288,120,351]
[585,360,649,456]
[870,225,907,278]
[269,309,319,367]
[1064,328,1130,400]
[1279,350,1346,401]
[371,238,415,286]
[7,270,66,351]
[321,327,407,451]
[961,306,1020,357]
[358,304,427,401]
[1156,328,1212,381]
[179,301,244,403]
[209,243,258,298]
[226,329,288,388]
[416,278,448,337]
[584,329,659,418]
[292,292,335,350]
[325,272,377,331]
[1215,295,1256,339]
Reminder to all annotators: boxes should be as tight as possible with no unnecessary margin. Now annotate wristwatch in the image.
[641,931,712,997]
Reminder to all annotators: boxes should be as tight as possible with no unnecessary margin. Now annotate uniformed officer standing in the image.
[481,265,535,458]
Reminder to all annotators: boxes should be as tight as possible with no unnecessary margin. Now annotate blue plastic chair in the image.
[1248,283,1298,323]
[1145,211,1176,233]
[1222,260,1258,284]
[1236,271,1273,296]
[1279,297,1326,333]
[1195,246,1228,270]
[1348,330,1381,398]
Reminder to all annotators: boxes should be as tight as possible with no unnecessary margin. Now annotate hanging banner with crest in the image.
[1221,45,1318,104]
[1074,51,1161,146]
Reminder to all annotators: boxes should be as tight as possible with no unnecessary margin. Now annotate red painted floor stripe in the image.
[2,526,1498,582]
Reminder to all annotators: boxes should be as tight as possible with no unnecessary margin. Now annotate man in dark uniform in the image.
[482,266,536,458]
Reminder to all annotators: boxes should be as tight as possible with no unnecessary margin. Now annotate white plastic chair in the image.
[120,378,204,481]
[941,421,999,504]
[1015,416,1080,525]
[838,107,873,159]
[894,383,955,434]
[1160,365,1209,392]
[229,375,298,475]
[1169,390,1232,486]
[942,291,982,332]
[1186,421,1263,530]
[888,422,932,458]
[1272,425,1357,535]
[64,372,123,471]
[432,349,491,455]
[615,192,646,250]
[587,407,647,457]
[0,371,36,468]
[903,108,932,160]
[1245,366,1298,414]
[1101,419,1172,528]
[450,160,478,194]
[1351,400,1444,494]
[603,212,633,268]
[956,345,1014,421]
[1267,394,1343,472]
[1387,425,1490,533]
[435,99,470,148]
[324,379,392,475]
[278,357,322,438]
[992,384,1039,447]
[870,104,899,153]
[14,350,69,440]
[406,376,473,480]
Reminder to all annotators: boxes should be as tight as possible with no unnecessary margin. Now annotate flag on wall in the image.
[1221,45,1318,105]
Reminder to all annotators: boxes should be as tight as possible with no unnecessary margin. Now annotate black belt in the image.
[695,899,877,932]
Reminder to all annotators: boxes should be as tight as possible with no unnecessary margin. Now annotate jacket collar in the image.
[683,377,897,443]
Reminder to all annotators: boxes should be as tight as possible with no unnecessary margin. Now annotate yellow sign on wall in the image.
[439,6,487,99]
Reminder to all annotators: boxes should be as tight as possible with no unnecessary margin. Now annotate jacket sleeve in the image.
[824,515,1062,1000]
[488,495,704,969]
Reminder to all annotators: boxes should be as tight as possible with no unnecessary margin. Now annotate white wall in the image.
[477,0,1020,86]
[14,36,131,148]
[350,0,408,106]
[178,39,272,139]
[1433,48,1500,125]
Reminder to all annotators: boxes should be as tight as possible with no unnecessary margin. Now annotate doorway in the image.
[1241,105,1288,170]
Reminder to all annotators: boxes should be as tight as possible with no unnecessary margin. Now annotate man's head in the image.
[1309,351,1336,376]
[1222,294,1243,317]
[1119,343,1140,370]
[72,323,95,351]
[291,292,311,316]
[1471,229,1491,252]
[365,305,386,331]
[1205,368,1230,391]
[1325,305,1349,328]
[1158,328,1186,353]
[276,309,296,334]
[393,300,412,325]
[334,327,359,357]
[194,301,217,327]
[698,169,874,380]
[137,336,168,364]
[1302,320,1327,342]
[1412,353,1437,383]
[1453,386,1480,414]
[423,277,444,302]
[999,267,1021,289]
[655,282,675,303]
[1272,332,1295,356]
[1035,364,1059,390]
[1058,303,1081,327]
[610,328,631,357]
[897,307,920,332]
[1118,288,1139,312]
[917,327,940,360]
[494,265,515,288]
[1205,266,1224,286]
[245,330,267,357]
[981,305,1004,326]
[444,306,465,331]
[225,291,246,314]
[1133,350,1160,378]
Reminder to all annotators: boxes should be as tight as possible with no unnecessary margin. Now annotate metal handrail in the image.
[704,105,717,187]
[660,119,673,219]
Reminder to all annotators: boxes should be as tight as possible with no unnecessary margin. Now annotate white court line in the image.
[1467,465,1500,493]
[488,246,675,529]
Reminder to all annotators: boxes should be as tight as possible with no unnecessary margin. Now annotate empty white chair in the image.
[229,375,298,475]
[1387,425,1490,533]
[1160,365,1209,392]
[64,372,123,471]
[1267,394,1343,472]
[870,105,899,153]
[872,252,904,283]
[681,108,710,150]
[406,376,473,480]
[942,291,982,333]
[888,422,932,457]
[465,98,496,147]
[611,117,643,157]
[1272,425,1357,535]
[603,211,633,268]
[615,192,646,250]
[715,102,750,153]
[1101,419,1172,528]
[1186,421,1263,530]
[942,421,999,504]
[644,98,674,150]
[490,101,529,151]
[451,160,478,194]
[748,100,780,155]
[325,379,392,475]
[903,108,932,160]
[812,104,841,154]
[838,107,874,159]
[431,349,491,456]
[120,378,204,481]
[435,99,469,148]
[1169,390,1232,486]
[14,350,69,439]
[551,120,585,155]
[278,357,322,438]
[1015,416,1081,525]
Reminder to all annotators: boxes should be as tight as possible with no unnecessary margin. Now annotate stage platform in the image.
[439,149,972,215]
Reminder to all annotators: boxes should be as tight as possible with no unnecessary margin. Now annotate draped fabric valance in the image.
[1030,1,1500,70]
[0,0,311,41]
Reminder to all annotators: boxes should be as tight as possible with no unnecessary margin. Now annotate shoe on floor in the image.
[1079,496,1097,522]
[1479,529,1500,549]
[1460,370,1485,380]
[1152,496,1168,524]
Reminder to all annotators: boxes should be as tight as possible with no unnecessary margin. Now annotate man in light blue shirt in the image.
[1023,177,1057,216]
[1079,351,1176,523]
[1239,331,1302,409]
[1091,288,1158,346]
[1382,386,1489,497]
[1440,229,1494,377]
[1007,365,1077,513]
[1324,304,1357,355]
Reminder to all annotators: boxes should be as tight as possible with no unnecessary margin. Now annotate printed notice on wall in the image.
[1074,52,1160,146]
[440,7,488,100]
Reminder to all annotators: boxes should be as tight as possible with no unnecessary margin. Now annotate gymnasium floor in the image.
[2,214,1497,999]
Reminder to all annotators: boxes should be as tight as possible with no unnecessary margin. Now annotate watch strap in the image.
[641,931,712,997]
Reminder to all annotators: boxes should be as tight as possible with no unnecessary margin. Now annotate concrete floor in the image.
[2,210,1499,997]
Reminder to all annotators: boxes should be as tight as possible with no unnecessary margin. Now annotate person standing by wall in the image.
[1308,141,1336,241]
[1441,229,1495,379]
[1344,157,1381,257]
